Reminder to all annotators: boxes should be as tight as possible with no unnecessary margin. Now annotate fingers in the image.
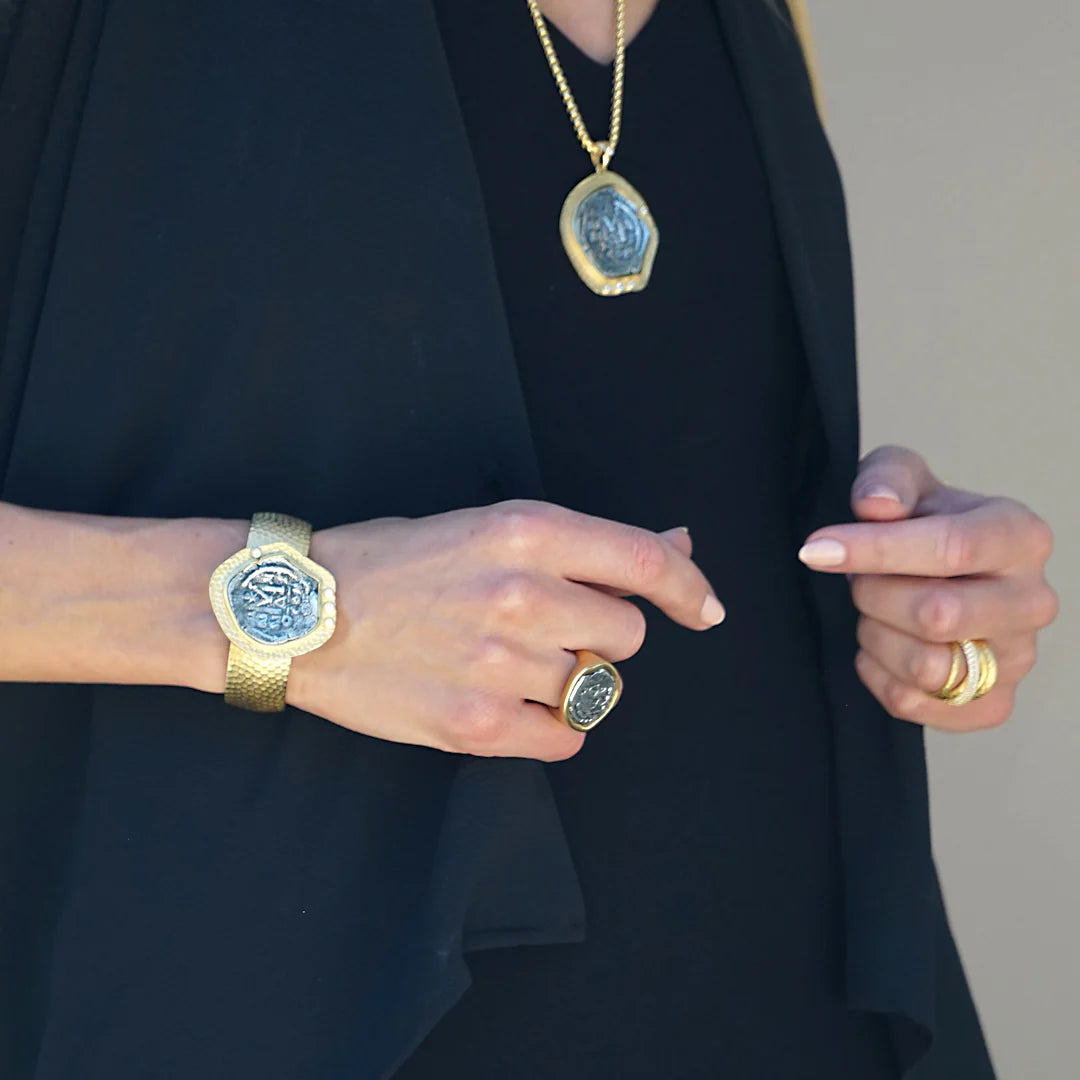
[800,499,1052,578]
[856,618,1039,695]
[465,572,649,661]
[441,690,587,762]
[851,445,940,517]
[851,572,1058,643]
[511,702,588,761]
[480,501,724,631]
[658,524,693,557]
[588,525,694,599]
[855,617,955,693]
[308,505,711,763]
[549,580,649,661]
[450,634,580,708]
[853,646,1015,733]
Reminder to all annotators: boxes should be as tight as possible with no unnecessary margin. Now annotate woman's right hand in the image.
[287,499,725,761]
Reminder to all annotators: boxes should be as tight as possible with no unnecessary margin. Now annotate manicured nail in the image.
[677,525,691,535]
[700,594,726,626]
[798,538,847,568]
[857,484,902,503]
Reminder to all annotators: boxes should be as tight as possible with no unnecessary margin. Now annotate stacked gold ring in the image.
[554,649,623,732]
[932,639,998,706]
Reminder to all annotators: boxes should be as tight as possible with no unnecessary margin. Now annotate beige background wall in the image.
[808,2,1078,1076]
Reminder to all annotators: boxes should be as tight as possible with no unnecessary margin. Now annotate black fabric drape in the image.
[0,1,992,1076]
[1,3,588,1077]
[719,2,940,1065]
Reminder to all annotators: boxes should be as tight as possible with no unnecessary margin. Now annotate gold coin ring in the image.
[554,649,623,732]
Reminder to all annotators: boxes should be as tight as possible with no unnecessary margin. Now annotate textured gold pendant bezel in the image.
[208,540,338,660]
[559,169,658,296]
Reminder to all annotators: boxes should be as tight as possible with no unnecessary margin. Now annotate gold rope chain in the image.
[526,0,626,171]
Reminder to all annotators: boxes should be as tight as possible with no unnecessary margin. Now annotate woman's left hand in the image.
[797,445,1058,732]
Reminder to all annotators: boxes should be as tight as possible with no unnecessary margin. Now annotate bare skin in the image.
[533,0,661,64]
[800,446,1057,733]
[0,499,722,762]
[289,503,721,760]
[0,504,248,691]
[529,2,1061,730]
[0,6,1058,755]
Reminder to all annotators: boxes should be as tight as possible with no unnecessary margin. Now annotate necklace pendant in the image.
[559,169,659,296]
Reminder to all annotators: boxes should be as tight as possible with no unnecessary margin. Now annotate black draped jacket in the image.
[0,1,986,1077]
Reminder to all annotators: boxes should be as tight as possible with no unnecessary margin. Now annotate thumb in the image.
[852,445,940,522]
[659,525,693,557]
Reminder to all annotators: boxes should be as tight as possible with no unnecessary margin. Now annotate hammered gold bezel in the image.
[559,169,659,296]
[208,540,338,661]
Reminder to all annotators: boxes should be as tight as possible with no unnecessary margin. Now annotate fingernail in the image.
[798,539,847,568]
[677,525,690,535]
[700,594,726,626]
[857,484,902,503]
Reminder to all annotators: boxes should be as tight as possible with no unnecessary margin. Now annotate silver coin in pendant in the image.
[558,169,659,296]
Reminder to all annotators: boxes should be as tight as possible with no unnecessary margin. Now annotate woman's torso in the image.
[396,1,898,1074]
[0,0,992,1075]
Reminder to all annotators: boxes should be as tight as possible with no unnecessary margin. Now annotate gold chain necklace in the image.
[526,0,659,295]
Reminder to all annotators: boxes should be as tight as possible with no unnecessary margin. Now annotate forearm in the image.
[0,501,248,692]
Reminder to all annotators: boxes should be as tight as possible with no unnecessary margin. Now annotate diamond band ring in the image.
[932,639,998,706]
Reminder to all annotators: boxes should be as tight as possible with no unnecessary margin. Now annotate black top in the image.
[400,0,897,1075]
[0,2,995,1078]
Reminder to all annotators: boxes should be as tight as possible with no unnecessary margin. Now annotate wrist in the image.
[0,505,249,689]
[131,514,250,693]
[206,514,338,711]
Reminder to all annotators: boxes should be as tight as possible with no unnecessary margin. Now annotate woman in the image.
[0,0,1057,1077]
